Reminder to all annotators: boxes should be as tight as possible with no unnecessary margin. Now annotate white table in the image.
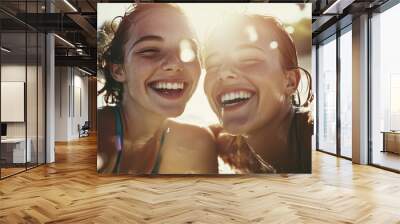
[1,138,31,163]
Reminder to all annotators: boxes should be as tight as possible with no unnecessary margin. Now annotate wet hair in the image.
[98,3,187,105]
[204,14,313,108]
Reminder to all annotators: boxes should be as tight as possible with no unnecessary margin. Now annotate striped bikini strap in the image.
[151,128,168,174]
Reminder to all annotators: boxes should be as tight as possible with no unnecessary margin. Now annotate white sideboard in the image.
[1,138,32,163]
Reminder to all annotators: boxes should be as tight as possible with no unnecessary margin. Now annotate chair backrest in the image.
[81,121,90,130]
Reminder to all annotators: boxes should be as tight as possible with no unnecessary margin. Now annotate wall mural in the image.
[97,3,313,174]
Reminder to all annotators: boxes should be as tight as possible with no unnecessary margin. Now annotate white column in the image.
[46,1,55,163]
[352,14,369,164]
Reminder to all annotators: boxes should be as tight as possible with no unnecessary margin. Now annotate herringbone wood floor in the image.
[0,135,400,224]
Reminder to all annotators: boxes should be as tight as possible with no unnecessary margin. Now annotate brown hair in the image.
[250,15,313,108]
[98,3,187,105]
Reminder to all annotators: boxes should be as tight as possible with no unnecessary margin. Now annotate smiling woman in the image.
[97,3,218,175]
[203,14,313,173]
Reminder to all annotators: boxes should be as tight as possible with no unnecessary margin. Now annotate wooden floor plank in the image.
[0,135,399,223]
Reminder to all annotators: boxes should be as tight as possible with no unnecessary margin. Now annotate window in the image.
[339,28,352,158]
[371,2,400,171]
[317,36,337,154]
[0,1,47,179]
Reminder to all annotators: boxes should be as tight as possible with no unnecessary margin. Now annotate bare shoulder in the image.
[158,120,218,174]
[167,120,215,142]
[208,123,223,138]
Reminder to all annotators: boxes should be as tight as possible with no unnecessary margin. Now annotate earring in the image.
[291,93,300,108]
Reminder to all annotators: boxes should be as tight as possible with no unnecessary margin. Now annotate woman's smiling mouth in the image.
[148,80,187,99]
[217,89,255,111]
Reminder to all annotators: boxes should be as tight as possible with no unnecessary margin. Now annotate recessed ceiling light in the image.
[54,34,75,48]
[322,0,354,15]
[1,47,11,53]
[78,67,93,76]
[63,0,78,12]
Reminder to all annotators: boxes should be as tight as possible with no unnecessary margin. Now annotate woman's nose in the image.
[162,53,183,72]
[218,64,238,81]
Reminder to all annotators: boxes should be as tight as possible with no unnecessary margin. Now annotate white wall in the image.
[1,63,46,164]
[1,65,37,138]
[55,67,69,141]
[70,72,89,139]
[55,67,89,141]
[1,65,26,141]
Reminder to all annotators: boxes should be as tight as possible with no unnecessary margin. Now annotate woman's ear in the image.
[110,64,126,82]
[284,68,300,95]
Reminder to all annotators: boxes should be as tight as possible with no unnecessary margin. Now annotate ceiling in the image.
[0,0,393,74]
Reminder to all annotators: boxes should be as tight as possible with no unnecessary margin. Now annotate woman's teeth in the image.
[150,81,186,99]
[220,91,252,106]
[151,81,184,90]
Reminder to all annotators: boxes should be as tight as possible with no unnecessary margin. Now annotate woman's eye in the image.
[137,48,160,57]
[240,58,262,65]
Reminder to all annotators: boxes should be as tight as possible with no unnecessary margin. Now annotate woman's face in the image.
[115,8,200,117]
[204,19,295,135]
